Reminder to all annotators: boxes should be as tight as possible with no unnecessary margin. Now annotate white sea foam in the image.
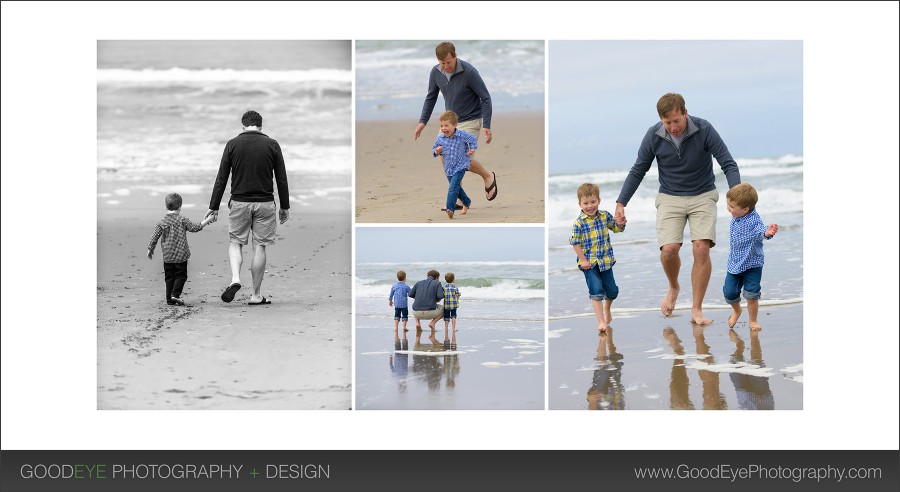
[547,329,570,339]
[481,361,543,367]
[98,68,352,83]
[781,363,803,373]
[684,361,775,377]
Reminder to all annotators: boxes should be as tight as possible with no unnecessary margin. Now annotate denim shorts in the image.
[443,308,458,320]
[723,267,763,304]
[393,307,409,321]
[582,264,619,301]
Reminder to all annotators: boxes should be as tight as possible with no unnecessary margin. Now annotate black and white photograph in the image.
[96,40,352,409]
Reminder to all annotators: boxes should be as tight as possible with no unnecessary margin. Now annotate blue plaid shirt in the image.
[389,281,411,309]
[569,210,624,271]
[433,129,478,176]
[727,209,771,274]
[443,283,461,310]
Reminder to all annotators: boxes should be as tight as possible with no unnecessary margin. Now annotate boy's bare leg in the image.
[689,240,713,325]
[402,319,408,332]
[393,318,400,332]
[249,244,267,303]
[727,302,743,328]
[461,204,468,215]
[659,243,681,317]
[603,300,613,325]
[747,298,762,331]
[451,317,457,332]
[592,299,608,332]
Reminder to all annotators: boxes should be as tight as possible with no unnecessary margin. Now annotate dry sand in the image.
[355,112,545,223]
[97,176,351,409]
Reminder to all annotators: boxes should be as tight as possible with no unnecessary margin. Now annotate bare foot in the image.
[461,205,468,215]
[661,287,679,316]
[690,309,713,325]
[597,322,608,333]
[428,323,437,331]
[728,305,743,328]
[446,209,454,219]
[402,328,409,332]
[749,321,762,332]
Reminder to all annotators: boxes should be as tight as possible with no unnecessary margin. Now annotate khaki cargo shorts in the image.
[654,189,719,248]
[412,304,444,320]
[456,118,482,142]
[228,200,277,246]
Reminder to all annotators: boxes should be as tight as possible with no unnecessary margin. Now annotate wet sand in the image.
[355,113,545,223]
[549,303,803,410]
[356,317,544,410]
[96,176,351,409]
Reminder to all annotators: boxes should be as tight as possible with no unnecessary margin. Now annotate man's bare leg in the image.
[659,243,681,317]
[690,240,712,325]
[747,298,762,331]
[228,242,243,285]
[428,313,442,331]
[468,158,497,200]
[249,244,267,303]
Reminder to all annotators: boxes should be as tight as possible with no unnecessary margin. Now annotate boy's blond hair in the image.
[439,110,458,125]
[444,272,455,283]
[396,270,406,281]
[577,183,600,201]
[726,183,759,210]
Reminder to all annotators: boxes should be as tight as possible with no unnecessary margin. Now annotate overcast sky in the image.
[356,227,545,263]
[549,40,803,175]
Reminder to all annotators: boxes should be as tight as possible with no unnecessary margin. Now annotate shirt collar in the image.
[579,210,600,220]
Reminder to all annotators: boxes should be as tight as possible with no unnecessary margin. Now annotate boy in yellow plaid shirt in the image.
[569,183,626,332]
[442,272,461,333]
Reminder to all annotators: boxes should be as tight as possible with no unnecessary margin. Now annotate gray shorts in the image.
[654,189,719,248]
[228,200,277,246]
[412,304,444,320]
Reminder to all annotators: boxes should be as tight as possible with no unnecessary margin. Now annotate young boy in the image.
[443,272,461,332]
[389,270,412,332]
[723,183,778,331]
[147,193,215,305]
[569,183,626,332]
[432,110,478,219]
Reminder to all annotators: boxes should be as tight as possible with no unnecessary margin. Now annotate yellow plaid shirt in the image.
[569,210,624,271]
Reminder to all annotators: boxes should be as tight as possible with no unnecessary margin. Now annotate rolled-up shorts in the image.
[394,307,409,321]
[229,200,277,246]
[412,304,443,320]
[456,118,483,143]
[655,189,719,248]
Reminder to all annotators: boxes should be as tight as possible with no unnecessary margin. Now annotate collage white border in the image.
[1,1,898,452]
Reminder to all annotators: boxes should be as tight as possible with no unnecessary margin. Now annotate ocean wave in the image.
[356,280,544,301]
[98,67,352,83]
[358,260,543,268]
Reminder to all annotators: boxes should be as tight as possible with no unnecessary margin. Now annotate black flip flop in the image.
[485,172,498,201]
[221,282,241,302]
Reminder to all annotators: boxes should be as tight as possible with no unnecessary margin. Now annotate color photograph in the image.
[547,41,803,410]
[355,40,545,223]
[355,227,545,409]
[96,41,352,409]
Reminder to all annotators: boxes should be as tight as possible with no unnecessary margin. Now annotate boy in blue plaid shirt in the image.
[389,270,412,332]
[432,111,477,219]
[147,193,216,305]
[570,183,626,332]
[443,272,461,332]
[723,183,778,331]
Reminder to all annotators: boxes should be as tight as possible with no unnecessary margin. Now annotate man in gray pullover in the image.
[615,93,741,325]
[409,270,445,332]
[414,41,499,202]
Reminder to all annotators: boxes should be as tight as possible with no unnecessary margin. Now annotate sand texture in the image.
[355,113,545,223]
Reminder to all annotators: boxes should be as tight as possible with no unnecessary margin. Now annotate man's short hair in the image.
[657,93,687,117]
[427,269,440,280]
[165,193,183,211]
[397,270,406,281]
[435,41,456,60]
[577,183,600,201]
[444,272,455,283]
[241,110,263,128]
[726,183,759,210]
[439,110,458,125]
